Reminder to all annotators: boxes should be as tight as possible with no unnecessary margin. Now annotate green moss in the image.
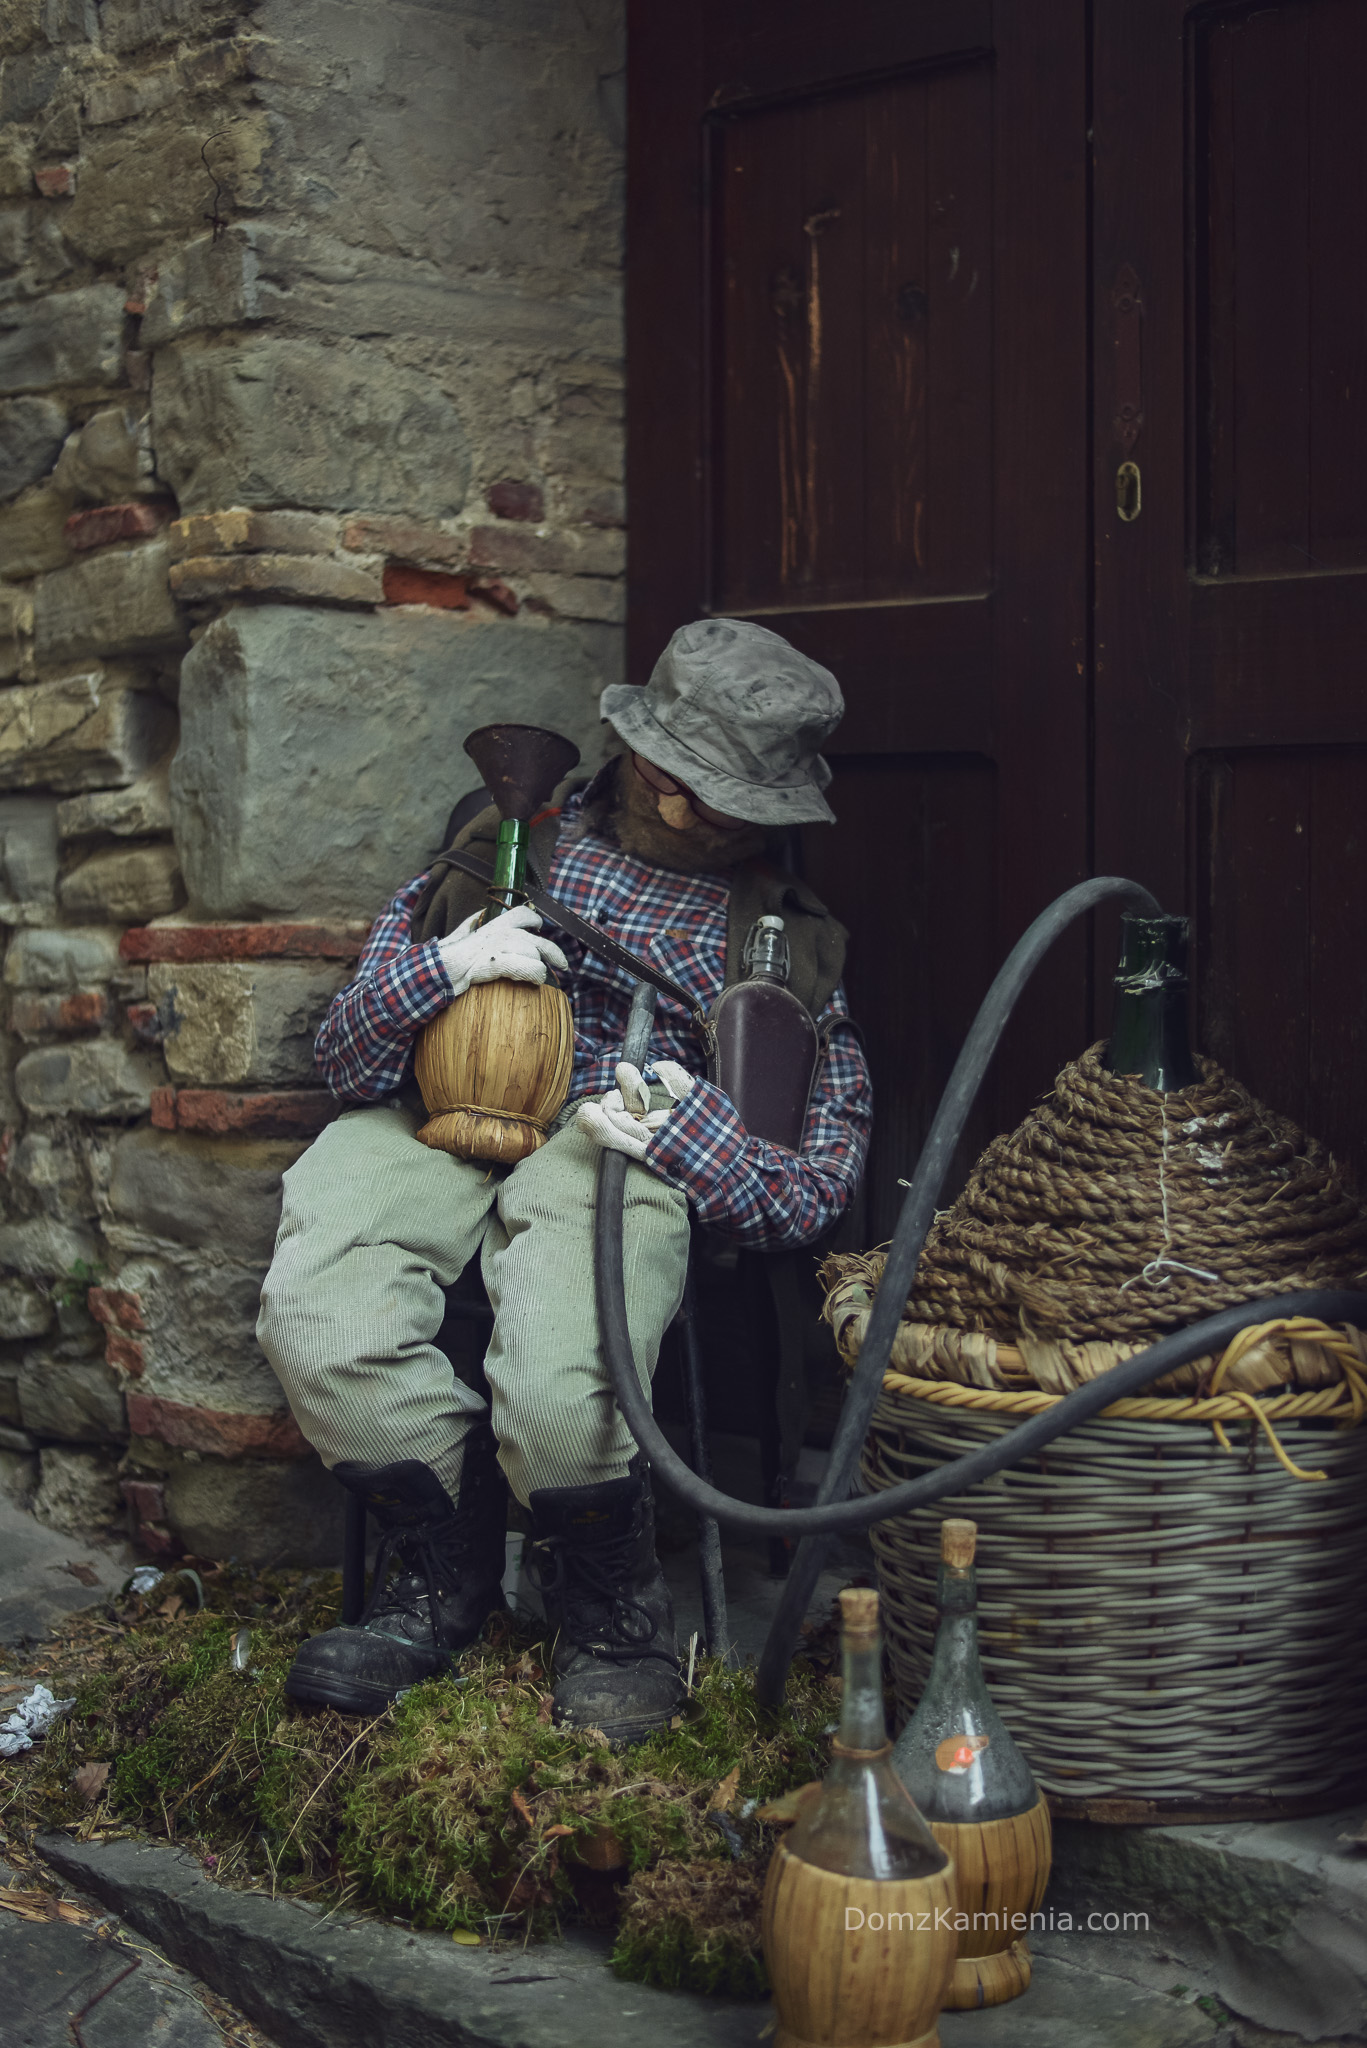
[1,1565,839,1997]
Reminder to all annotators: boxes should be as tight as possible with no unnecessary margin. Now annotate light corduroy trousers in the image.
[256,1098,690,1505]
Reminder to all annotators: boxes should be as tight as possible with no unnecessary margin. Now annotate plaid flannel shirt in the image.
[314,796,872,1248]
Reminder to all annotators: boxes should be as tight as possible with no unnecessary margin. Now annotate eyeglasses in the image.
[630,753,748,830]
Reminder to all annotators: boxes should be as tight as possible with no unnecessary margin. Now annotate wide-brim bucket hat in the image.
[600,617,843,826]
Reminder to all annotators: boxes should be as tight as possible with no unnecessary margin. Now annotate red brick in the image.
[9,989,109,1035]
[120,922,367,964]
[88,1286,146,1333]
[486,478,544,523]
[150,1085,177,1130]
[127,1392,312,1460]
[64,501,174,553]
[468,577,519,617]
[105,1330,146,1377]
[34,163,75,198]
[341,516,464,567]
[382,562,470,610]
[120,1477,166,1521]
[170,1088,338,1139]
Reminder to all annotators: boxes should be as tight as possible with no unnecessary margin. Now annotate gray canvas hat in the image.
[600,618,842,826]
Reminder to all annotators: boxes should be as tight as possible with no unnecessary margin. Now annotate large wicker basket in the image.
[862,1371,1367,1822]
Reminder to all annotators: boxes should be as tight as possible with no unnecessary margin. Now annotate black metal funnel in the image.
[463,724,581,823]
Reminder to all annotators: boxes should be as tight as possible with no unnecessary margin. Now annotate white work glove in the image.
[577,1058,695,1160]
[435,904,568,1001]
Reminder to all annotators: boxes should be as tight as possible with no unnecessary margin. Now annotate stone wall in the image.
[0,0,625,1561]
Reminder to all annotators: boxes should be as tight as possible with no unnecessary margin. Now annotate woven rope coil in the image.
[823,1045,1367,1387]
[862,1388,1367,1809]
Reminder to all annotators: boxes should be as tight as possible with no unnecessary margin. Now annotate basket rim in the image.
[873,1371,1363,1427]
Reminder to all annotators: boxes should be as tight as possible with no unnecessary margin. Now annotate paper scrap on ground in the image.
[0,1682,76,1756]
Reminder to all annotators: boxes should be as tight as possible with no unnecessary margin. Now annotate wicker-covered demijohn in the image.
[823,1046,1367,1821]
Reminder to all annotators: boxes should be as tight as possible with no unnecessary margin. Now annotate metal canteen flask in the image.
[711,915,820,1148]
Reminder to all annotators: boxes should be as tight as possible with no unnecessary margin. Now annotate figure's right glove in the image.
[435,905,568,1001]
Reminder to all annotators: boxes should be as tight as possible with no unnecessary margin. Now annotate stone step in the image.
[1049,1805,1367,2043]
[39,1830,1347,2048]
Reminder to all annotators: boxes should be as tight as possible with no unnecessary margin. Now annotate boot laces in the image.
[531,1529,676,1670]
[359,1512,466,1648]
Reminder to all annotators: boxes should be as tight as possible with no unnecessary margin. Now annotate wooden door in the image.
[629,3,1091,1237]
[1093,0,1367,1175]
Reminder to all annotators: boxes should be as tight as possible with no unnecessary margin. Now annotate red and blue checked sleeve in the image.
[646,992,872,1249]
[314,873,454,1102]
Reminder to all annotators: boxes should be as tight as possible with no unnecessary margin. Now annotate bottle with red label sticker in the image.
[891,1520,1052,2010]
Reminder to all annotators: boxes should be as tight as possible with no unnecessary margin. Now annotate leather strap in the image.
[428,845,717,1061]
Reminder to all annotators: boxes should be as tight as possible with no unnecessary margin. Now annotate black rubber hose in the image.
[755,872,1158,1701]
[595,875,1365,1703]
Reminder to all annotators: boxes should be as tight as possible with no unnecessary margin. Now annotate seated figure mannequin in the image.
[257,617,872,1745]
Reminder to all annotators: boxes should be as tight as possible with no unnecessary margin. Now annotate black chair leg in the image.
[676,1253,732,1665]
[341,1488,368,1624]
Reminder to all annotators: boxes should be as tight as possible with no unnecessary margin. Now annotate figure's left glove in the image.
[576,1059,695,1161]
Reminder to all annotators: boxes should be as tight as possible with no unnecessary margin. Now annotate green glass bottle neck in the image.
[1103,913,1198,1092]
[478,817,530,927]
[927,1562,988,1691]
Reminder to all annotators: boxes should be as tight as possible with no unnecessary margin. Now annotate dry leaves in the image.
[70,1761,111,1805]
[709,1766,740,1814]
[62,1563,100,1589]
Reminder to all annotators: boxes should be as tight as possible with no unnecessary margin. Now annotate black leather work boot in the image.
[285,1425,508,1714]
[528,1460,686,1748]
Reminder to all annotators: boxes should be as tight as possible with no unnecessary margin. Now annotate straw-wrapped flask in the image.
[762,1587,957,2048]
[891,1521,1051,2008]
[414,724,579,1165]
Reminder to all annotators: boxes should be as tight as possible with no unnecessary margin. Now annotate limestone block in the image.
[168,508,341,560]
[466,524,626,579]
[152,337,471,518]
[166,1451,343,1565]
[5,924,123,989]
[31,1444,121,1531]
[0,1214,101,1276]
[169,552,384,606]
[0,793,58,922]
[42,0,99,44]
[8,1128,93,1216]
[83,64,182,124]
[56,758,171,839]
[18,1350,127,1443]
[0,587,33,681]
[0,133,28,195]
[100,0,242,54]
[524,572,624,624]
[33,543,185,665]
[0,284,125,394]
[0,673,177,792]
[0,1278,52,1338]
[52,406,154,502]
[0,395,67,500]
[148,959,346,1086]
[15,1040,160,1118]
[172,605,617,918]
[0,485,77,578]
[60,841,185,921]
[64,111,270,266]
[0,1446,37,1500]
[0,208,27,276]
[108,1127,304,1262]
[101,1251,283,1416]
